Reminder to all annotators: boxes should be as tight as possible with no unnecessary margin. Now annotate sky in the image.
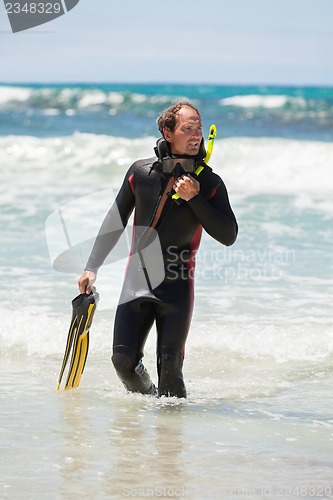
[0,0,332,85]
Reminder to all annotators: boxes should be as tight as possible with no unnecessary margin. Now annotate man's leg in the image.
[112,300,156,395]
[155,279,193,398]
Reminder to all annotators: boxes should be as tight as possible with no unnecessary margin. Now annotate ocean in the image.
[1,83,333,499]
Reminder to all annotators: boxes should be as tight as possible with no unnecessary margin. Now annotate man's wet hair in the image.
[157,102,201,136]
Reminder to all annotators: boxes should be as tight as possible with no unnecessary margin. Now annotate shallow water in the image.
[2,352,333,499]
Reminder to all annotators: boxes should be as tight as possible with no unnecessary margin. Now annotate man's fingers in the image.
[78,271,96,294]
[78,276,88,294]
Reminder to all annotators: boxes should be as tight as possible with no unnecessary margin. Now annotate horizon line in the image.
[1,81,333,88]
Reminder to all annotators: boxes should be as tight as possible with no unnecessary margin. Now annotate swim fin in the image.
[56,287,99,391]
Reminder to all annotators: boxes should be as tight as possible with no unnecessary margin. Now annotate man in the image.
[78,102,238,398]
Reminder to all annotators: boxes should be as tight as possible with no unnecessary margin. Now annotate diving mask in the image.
[161,157,196,175]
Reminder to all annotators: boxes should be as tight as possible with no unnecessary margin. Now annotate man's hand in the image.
[78,270,96,294]
[173,174,200,201]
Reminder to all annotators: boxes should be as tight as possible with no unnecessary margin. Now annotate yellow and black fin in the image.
[56,287,99,391]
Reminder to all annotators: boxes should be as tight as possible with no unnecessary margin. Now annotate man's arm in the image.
[187,180,238,246]
[78,169,135,293]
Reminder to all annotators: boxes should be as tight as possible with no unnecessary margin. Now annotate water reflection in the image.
[104,398,192,497]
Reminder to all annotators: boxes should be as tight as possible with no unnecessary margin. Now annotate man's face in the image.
[164,106,203,156]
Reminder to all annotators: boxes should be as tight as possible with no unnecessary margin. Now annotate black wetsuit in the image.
[85,155,238,397]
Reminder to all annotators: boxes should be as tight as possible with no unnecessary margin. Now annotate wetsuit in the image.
[85,154,238,397]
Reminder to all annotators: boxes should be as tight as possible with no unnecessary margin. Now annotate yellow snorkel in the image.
[204,123,217,163]
[172,123,217,202]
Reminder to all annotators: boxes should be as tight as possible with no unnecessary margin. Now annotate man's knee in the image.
[112,351,137,377]
[112,350,156,395]
[158,352,183,371]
